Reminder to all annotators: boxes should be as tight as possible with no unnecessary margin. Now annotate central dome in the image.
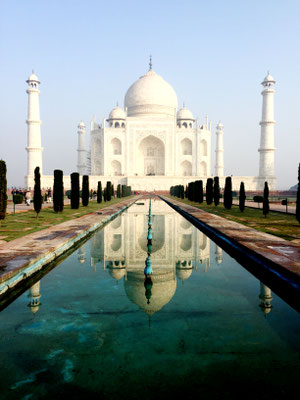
[124,69,178,118]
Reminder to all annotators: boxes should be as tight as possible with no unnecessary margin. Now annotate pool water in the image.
[1,198,299,399]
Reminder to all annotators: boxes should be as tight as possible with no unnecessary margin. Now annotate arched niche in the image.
[180,234,192,251]
[111,234,122,252]
[111,138,122,155]
[111,160,122,176]
[181,138,192,155]
[200,161,207,176]
[137,135,165,176]
[180,160,192,176]
[201,139,207,156]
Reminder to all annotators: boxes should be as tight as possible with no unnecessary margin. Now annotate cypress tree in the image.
[112,184,114,198]
[122,185,126,197]
[33,166,42,217]
[213,177,220,206]
[181,185,184,199]
[239,182,246,212]
[199,180,203,203]
[53,169,64,212]
[70,172,80,209]
[117,184,121,198]
[224,176,232,209]
[106,181,112,201]
[263,181,270,218]
[97,181,102,203]
[103,187,107,202]
[0,160,7,223]
[296,163,300,223]
[206,178,214,205]
[82,175,89,206]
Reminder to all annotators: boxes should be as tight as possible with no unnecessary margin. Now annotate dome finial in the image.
[149,54,152,70]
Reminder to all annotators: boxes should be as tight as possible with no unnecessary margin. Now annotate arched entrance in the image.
[137,135,165,175]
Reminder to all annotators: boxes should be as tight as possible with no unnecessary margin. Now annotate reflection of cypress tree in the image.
[297,164,300,223]
[213,177,220,206]
[53,169,64,212]
[0,160,7,223]
[224,176,232,209]
[33,166,42,216]
[239,182,246,212]
[97,181,102,204]
[70,172,80,209]
[263,181,269,218]
[82,175,89,206]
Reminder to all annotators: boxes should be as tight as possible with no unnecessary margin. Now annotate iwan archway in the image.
[137,135,165,176]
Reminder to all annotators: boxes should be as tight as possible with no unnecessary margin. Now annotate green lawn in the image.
[0,197,134,242]
[167,196,300,242]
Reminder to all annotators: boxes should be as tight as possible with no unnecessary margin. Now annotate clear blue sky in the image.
[1,0,299,189]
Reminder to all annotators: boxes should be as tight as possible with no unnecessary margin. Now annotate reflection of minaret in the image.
[215,245,223,264]
[259,282,273,315]
[78,246,86,264]
[28,281,41,314]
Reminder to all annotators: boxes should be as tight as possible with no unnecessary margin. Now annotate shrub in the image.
[82,175,89,206]
[253,195,263,208]
[206,178,213,205]
[263,181,270,217]
[297,164,300,223]
[0,160,7,222]
[13,194,23,204]
[33,166,42,216]
[106,181,112,201]
[224,176,232,209]
[97,181,102,203]
[53,169,64,212]
[71,172,80,209]
[239,182,246,212]
[117,184,121,198]
[213,177,220,206]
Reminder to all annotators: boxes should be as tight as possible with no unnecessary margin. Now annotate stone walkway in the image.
[0,197,139,296]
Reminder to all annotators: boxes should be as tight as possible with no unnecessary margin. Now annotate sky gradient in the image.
[1,0,299,189]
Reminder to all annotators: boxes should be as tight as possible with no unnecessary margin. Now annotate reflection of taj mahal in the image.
[88,200,212,315]
[27,201,273,317]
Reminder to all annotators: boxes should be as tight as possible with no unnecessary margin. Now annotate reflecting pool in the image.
[1,198,300,399]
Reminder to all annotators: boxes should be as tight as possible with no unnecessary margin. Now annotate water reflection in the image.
[26,199,274,317]
[28,280,41,314]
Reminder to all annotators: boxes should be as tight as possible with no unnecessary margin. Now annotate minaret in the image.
[258,72,276,189]
[77,121,86,175]
[215,122,224,177]
[26,71,43,187]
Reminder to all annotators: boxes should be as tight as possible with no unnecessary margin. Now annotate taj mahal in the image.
[25,59,277,191]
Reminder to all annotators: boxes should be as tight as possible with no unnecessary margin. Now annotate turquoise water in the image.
[0,198,299,399]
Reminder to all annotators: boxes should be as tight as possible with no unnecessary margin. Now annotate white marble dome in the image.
[108,106,126,120]
[124,69,178,118]
[177,106,194,121]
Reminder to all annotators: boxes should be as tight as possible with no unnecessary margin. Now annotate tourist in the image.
[25,191,31,206]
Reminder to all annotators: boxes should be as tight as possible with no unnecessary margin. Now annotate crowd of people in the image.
[10,188,52,206]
